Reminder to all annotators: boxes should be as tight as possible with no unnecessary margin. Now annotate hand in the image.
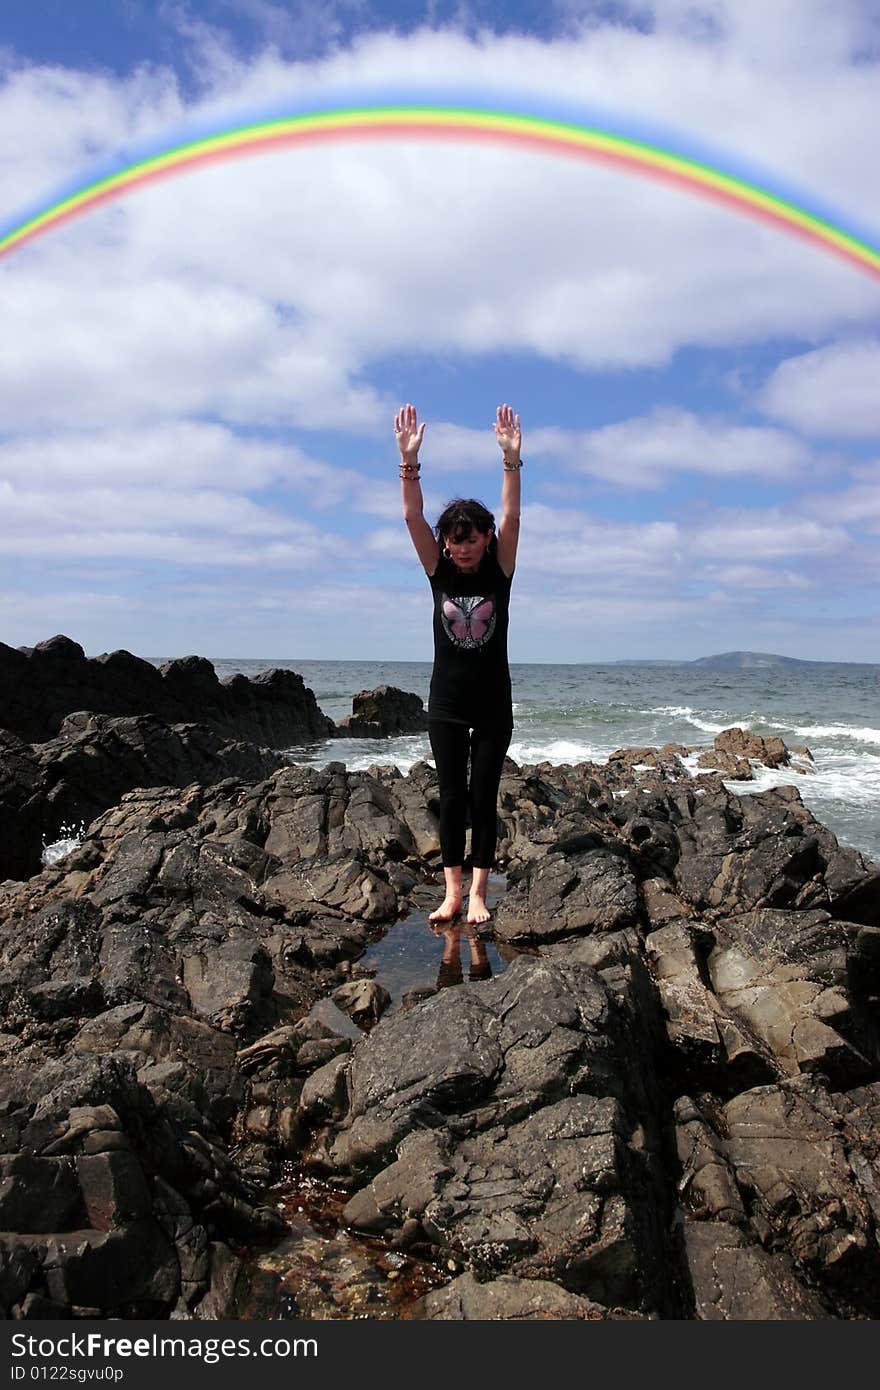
[494,403,521,462]
[395,403,426,462]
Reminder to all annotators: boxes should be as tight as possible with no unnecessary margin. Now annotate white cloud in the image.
[512,502,683,575]
[758,339,880,438]
[701,563,812,590]
[0,475,354,568]
[799,466,880,532]
[0,259,390,431]
[690,509,848,560]
[528,409,811,487]
[0,420,398,511]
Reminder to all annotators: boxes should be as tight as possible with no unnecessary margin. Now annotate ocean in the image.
[200,657,880,867]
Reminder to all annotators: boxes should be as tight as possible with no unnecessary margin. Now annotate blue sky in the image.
[1,0,879,662]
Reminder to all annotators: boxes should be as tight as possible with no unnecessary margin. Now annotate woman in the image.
[395,401,522,926]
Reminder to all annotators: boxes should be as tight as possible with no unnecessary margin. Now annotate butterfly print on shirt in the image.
[441,593,497,649]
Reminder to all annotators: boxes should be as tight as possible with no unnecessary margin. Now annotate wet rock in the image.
[0,1245,41,1318]
[36,713,284,848]
[0,730,45,882]
[401,985,438,1011]
[682,1220,828,1320]
[320,994,502,1177]
[707,909,874,1083]
[295,1037,351,1072]
[655,782,880,923]
[0,1156,85,1233]
[298,1054,351,1128]
[192,1243,250,1319]
[75,1005,242,1132]
[75,1151,152,1230]
[695,749,754,780]
[383,761,442,860]
[495,842,638,944]
[608,746,687,776]
[237,1026,300,1078]
[182,937,275,1035]
[308,957,672,1311]
[331,980,391,1028]
[152,1175,209,1308]
[341,1130,453,1234]
[263,855,398,926]
[721,1076,880,1315]
[412,1269,607,1319]
[214,666,335,748]
[692,727,802,782]
[335,686,428,738]
[255,764,417,867]
[39,1220,180,1312]
[713,727,791,769]
[0,635,334,747]
[0,898,106,1033]
[417,1094,645,1305]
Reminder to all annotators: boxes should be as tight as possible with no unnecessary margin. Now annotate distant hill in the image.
[691,651,862,670]
[610,651,878,669]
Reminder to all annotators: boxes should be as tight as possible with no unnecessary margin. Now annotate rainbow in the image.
[2,101,879,279]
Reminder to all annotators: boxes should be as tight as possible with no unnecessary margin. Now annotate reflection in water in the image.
[357,871,513,1010]
[433,921,493,989]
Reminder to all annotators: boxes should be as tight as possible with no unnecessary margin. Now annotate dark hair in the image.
[434,497,496,545]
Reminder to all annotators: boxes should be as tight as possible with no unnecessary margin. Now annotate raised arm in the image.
[494,403,521,579]
[396,403,439,576]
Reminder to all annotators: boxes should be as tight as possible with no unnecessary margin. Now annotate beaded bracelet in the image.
[503,458,523,471]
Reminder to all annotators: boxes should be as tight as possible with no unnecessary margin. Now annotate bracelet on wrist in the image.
[503,457,523,471]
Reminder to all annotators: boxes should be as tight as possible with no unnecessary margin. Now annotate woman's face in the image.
[444,527,492,572]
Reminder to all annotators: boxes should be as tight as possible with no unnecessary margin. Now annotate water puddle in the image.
[246,1173,446,1319]
[357,871,513,1008]
[300,872,516,1040]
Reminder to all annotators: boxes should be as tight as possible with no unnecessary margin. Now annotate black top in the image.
[427,551,513,726]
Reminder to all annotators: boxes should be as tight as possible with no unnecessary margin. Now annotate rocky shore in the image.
[1,638,878,1321]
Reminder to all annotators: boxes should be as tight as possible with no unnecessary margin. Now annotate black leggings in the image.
[428,718,512,868]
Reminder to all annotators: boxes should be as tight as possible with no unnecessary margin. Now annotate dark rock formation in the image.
[695,726,801,780]
[0,713,285,882]
[0,635,334,746]
[0,692,878,1320]
[335,686,428,738]
[0,1051,282,1317]
[0,758,430,1318]
[0,730,44,882]
[305,955,672,1311]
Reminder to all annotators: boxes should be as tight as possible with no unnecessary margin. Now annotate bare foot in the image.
[466,894,491,925]
[430,895,462,923]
